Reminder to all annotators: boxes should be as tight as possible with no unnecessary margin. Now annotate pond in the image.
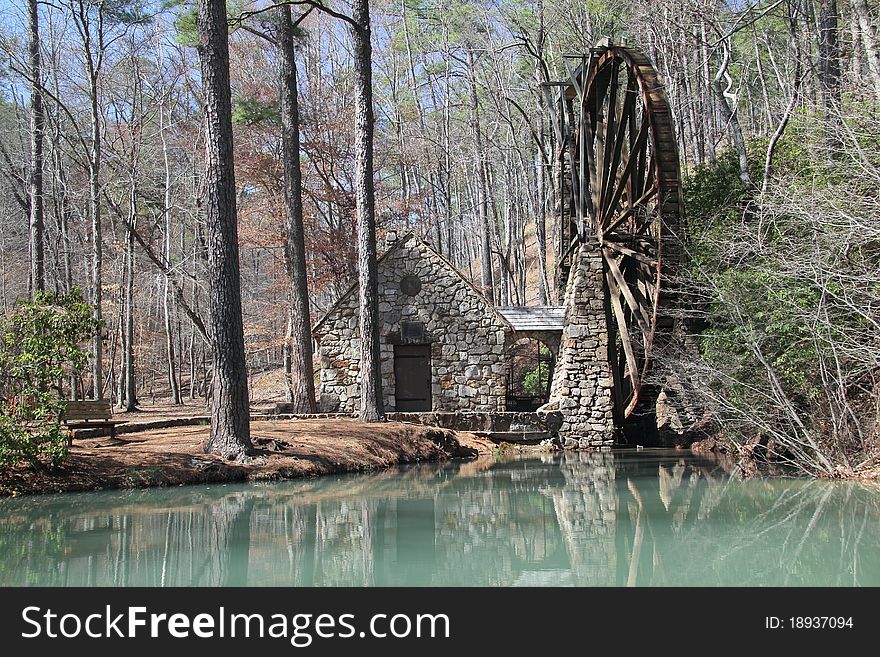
[1,450,878,586]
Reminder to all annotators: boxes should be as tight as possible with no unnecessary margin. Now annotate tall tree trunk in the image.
[72,3,105,399]
[283,308,293,402]
[466,49,494,301]
[850,8,863,79]
[114,267,125,408]
[28,0,45,296]
[818,0,842,147]
[49,53,73,293]
[123,187,137,411]
[850,0,880,101]
[160,80,182,406]
[188,329,197,400]
[163,235,181,404]
[89,81,103,399]
[278,3,316,413]
[700,18,718,163]
[198,0,252,458]
[351,0,384,422]
[533,0,550,306]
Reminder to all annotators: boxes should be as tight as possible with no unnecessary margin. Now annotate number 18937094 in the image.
[765,616,854,629]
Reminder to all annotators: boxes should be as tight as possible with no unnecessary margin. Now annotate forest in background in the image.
[1,0,878,474]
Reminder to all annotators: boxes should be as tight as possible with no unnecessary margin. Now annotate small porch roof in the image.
[497,306,566,332]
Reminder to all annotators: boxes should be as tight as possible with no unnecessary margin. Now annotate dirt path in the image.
[1,419,493,496]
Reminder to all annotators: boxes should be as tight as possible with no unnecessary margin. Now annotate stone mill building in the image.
[313,232,567,416]
[316,233,510,413]
[312,231,616,449]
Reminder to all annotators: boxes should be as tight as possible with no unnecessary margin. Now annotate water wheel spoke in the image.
[600,117,649,233]
[606,269,642,399]
[644,159,656,201]
[598,59,625,221]
[594,123,607,216]
[604,183,658,236]
[601,67,635,225]
[604,253,652,339]
[602,240,658,267]
[600,60,620,213]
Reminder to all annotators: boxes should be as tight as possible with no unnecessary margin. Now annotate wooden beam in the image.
[601,116,649,228]
[606,268,641,398]
[603,183,657,236]
[602,240,658,266]
[605,253,652,338]
[602,76,636,226]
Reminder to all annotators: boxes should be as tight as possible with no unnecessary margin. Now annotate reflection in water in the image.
[1,451,879,586]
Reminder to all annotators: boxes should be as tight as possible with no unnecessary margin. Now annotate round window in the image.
[400,274,422,296]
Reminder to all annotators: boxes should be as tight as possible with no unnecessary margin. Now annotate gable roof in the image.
[312,231,514,334]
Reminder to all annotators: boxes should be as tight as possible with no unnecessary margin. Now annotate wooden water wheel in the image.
[545,40,682,422]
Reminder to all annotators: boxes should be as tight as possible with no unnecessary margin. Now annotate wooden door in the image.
[394,345,431,411]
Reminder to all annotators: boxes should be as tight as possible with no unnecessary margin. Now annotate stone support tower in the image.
[541,238,615,448]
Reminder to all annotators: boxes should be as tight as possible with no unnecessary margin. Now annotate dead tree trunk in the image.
[198,0,252,458]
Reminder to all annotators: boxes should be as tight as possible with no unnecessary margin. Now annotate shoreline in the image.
[0,418,494,497]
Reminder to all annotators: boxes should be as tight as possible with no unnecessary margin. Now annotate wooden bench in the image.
[61,400,127,444]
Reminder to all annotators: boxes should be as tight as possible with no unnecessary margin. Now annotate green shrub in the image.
[0,290,101,468]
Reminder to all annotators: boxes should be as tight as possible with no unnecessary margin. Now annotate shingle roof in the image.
[498,306,566,331]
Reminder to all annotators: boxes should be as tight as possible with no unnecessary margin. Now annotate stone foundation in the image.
[541,238,615,447]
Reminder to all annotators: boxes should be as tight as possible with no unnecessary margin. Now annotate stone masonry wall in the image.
[542,238,615,447]
[314,234,510,413]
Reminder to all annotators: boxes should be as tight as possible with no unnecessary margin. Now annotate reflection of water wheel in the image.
[548,41,681,422]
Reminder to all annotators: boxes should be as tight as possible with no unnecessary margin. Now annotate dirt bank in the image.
[0,418,493,497]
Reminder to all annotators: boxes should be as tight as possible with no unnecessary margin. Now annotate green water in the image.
[1,450,879,586]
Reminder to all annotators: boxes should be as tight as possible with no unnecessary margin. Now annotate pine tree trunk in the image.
[28,0,45,296]
[198,0,252,458]
[278,3,316,413]
[351,0,384,422]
